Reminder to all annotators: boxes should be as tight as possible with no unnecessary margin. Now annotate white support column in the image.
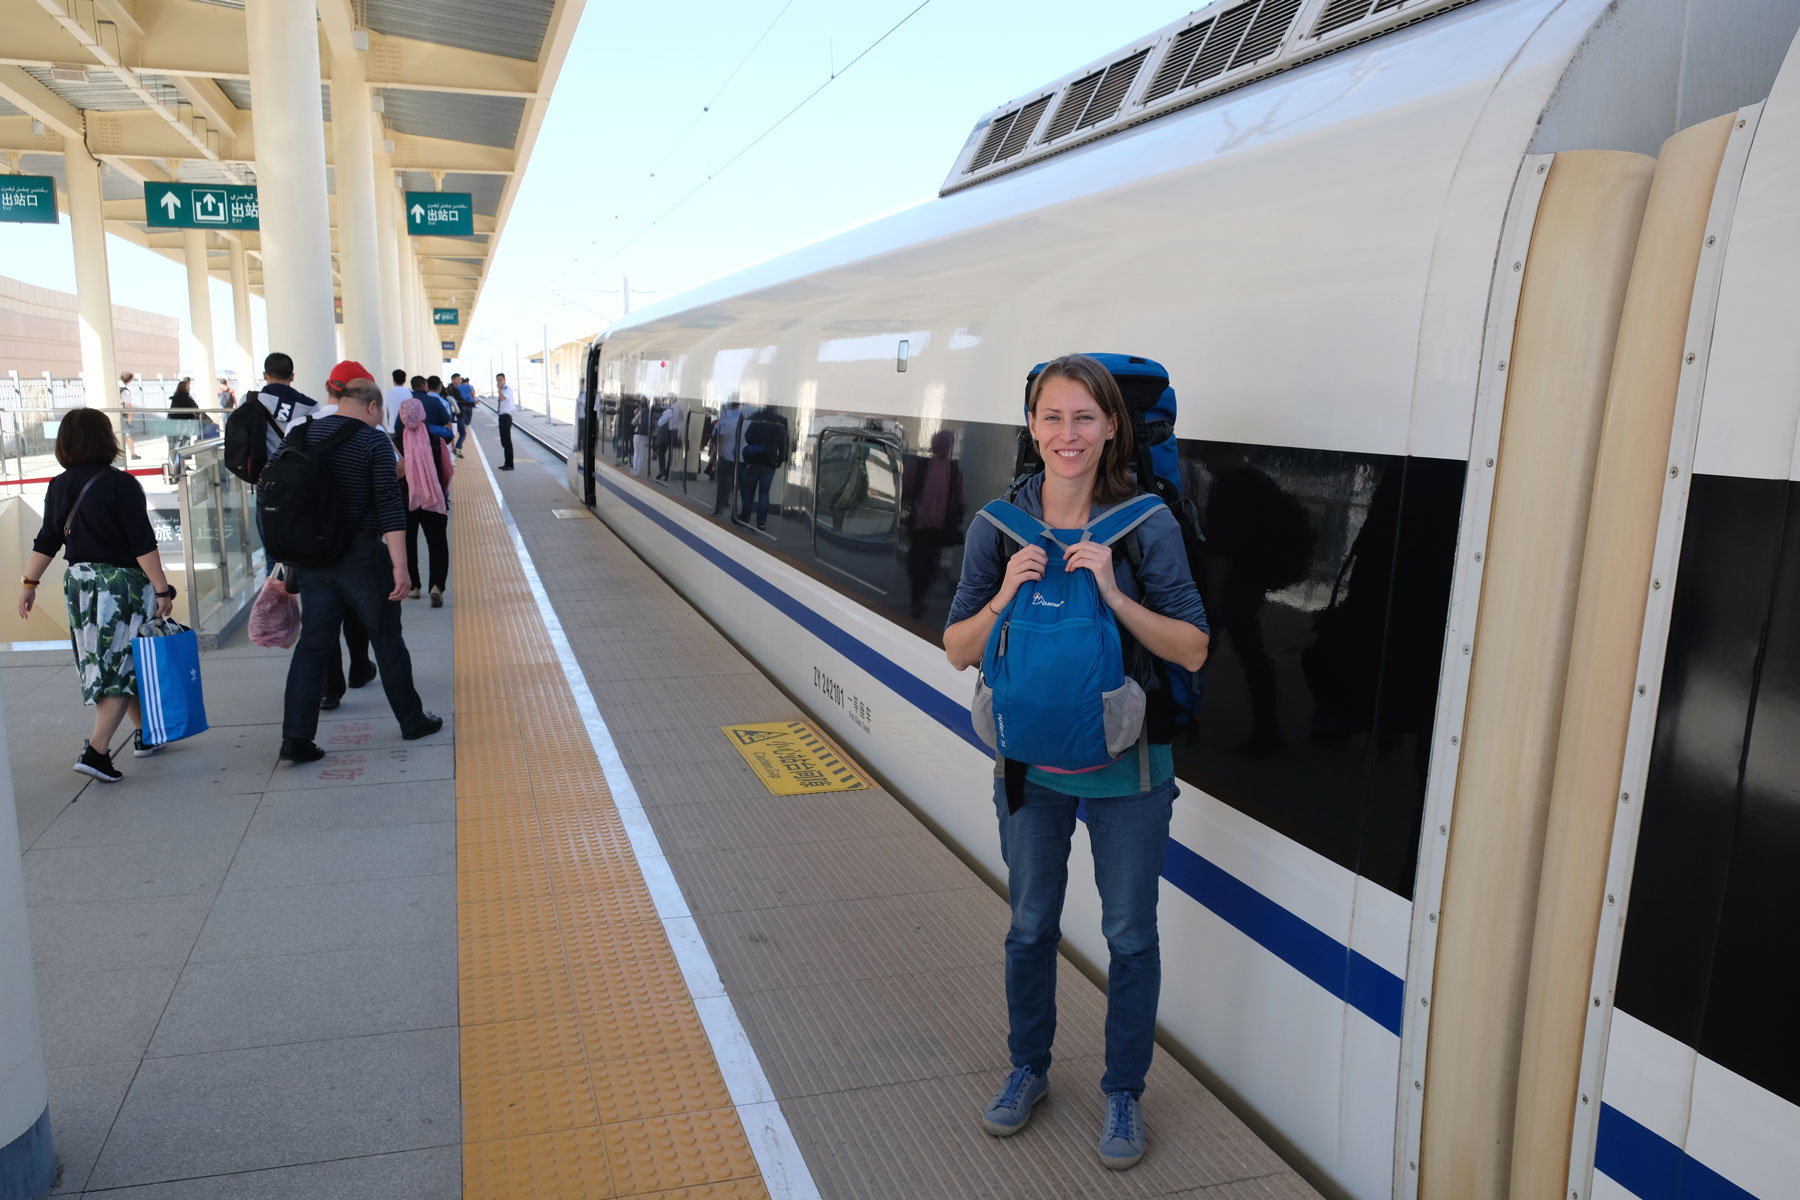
[397,217,421,379]
[330,51,383,370]
[61,141,116,405]
[228,237,255,382]
[373,150,404,380]
[182,229,216,391]
[247,0,335,385]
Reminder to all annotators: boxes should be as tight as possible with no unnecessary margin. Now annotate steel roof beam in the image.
[0,66,84,141]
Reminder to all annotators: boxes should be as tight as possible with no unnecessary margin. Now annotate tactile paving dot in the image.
[462,1125,614,1200]
[578,1003,711,1063]
[457,834,549,876]
[560,919,676,970]
[459,930,567,979]
[464,1064,601,1142]
[588,1050,733,1125]
[602,1108,759,1196]
[635,1179,771,1200]
[557,888,663,928]
[569,958,693,1011]
[460,968,576,1026]
[462,1014,587,1079]
[458,865,556,904]
[460,894,564,940]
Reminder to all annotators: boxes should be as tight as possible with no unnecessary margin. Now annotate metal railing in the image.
[166,437,264,642]
[0,405,232,492]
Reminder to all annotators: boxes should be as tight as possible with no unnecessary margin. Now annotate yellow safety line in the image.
[453,458,770,1199]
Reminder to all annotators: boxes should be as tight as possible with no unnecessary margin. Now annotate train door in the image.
[681,409,710,497]
[579,342,599,506]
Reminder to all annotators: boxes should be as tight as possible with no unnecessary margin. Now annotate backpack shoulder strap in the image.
[977,499,1051,549]
[1082,494,1164,548]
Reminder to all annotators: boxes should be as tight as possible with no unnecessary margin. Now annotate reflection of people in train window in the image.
[653,404,679,481]
[1198,446,1314,756]
[824,440,870,531]
[736,405,788,529]
[710,400,743,516]
[901,430,965,617]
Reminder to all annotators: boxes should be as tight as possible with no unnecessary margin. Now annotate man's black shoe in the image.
[347,663,377,689]
[279,738,326,763]
[498,464,514,471]
[401,713,444,741]
[320,695,341,711]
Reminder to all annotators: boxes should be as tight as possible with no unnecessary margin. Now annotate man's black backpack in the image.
[223,396,276,483]
[257,420,363,567]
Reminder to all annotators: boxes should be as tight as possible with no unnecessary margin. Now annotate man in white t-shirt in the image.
[384,368,412,415]
[495,373,517,470]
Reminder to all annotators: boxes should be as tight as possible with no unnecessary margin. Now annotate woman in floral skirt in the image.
[17,408,177,782]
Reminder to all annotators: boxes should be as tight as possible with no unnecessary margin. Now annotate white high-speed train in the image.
[562,2,1800,1197]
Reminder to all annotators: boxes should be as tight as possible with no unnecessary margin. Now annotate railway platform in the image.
[8,414,1318,1198]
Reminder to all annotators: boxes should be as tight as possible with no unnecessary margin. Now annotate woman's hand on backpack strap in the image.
[997,544,1047,609]
[1064,541,1122,606]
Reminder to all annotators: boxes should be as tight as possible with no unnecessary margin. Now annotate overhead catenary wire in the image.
[612,0,934,260]
[645,0,799,186]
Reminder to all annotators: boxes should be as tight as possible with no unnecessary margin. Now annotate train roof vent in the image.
[942,0,1477,196]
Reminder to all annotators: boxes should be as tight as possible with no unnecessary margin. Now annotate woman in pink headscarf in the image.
[394,395,453,607]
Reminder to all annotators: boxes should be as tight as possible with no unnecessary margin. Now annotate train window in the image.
[814,433,902,591]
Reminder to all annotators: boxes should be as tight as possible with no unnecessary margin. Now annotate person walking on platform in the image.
[395,395,452,606]
[18,408,179,782]
[448,373,470,457]
[495,372,517,470]
[709,399,744,517]
[942,355,1209,1171]
[455,375,476,458]
[316,360,384,707]
[278,377,441,762]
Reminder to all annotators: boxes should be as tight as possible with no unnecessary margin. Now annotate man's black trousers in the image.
[498,412,514,467]
[283,539,426,742]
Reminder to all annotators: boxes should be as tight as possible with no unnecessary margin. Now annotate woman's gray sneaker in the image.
[981,1066,1048,1136]
[1098,1091,1145,1169]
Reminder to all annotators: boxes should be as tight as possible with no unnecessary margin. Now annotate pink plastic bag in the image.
[248,572,301,648]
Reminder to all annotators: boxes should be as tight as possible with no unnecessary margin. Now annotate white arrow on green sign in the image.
[406,192,473,237]
[145,182,259,230]
[433,308,459,325]
[0,176,57,224]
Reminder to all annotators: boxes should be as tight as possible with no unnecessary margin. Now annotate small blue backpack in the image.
[971,494,1166,810]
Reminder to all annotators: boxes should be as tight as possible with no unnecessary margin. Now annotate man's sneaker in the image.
[74,742,122,782]
[401,712,444,741]
[133,730,162,758]
[980,1066,1048,1136]
[408,586,421,600]
[429,586,443,608]
[279,738,325,763]
[1097,1091,1146,1170]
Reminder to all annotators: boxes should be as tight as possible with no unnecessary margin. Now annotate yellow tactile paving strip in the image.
[453,455,769,1199]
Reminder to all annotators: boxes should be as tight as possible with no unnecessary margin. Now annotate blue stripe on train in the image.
[593,470,1407,1036]
[1595,1103,1759,1200]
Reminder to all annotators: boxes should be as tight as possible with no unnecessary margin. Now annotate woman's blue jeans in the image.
[992,775,1175,1097]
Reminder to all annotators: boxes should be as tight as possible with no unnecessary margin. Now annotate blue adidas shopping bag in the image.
[132,618,209,744]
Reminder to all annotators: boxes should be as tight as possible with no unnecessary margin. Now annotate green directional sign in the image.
[405,192,472,236]
[0,176,57,224]
[433,308,460,325]
[145,182,260,230]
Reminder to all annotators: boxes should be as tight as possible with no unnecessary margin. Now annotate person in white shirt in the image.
[495,374,517,470]
[384,368,413,416]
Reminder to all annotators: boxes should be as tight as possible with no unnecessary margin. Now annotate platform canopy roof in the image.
[0,0,583,349]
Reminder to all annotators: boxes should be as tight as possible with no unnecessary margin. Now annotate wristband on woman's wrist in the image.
[21,578,39,588]
[987,600,1002,616]
[155,585,176,599]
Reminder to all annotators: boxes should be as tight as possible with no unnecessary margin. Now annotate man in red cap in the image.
[312,360,379,706]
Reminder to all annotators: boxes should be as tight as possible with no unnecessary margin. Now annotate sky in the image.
[2,0,1197,380]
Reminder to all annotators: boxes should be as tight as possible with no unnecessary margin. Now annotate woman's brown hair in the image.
[55,407,121,468]
[1026,354,1138,505]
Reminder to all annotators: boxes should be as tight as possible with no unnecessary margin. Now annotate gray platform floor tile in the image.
[86,1028,459,1190]
[148,939,457,1057]
[96,725,278,799]
[76,1146,461,1199]
[188,873,455,962]
[32,791,260,850]
[35,966,180,1067]
[646,790,923,854]
[25,835,243,907]
[221,821,454,891]
[1166,1174,1323,1199]
[45,1057,138,1195]
[668,831,981,916]
[263,741,453,791]
[243,778,453,835]
[28,893,214,973]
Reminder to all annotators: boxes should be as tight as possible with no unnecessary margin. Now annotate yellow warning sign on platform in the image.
[722,720,870,795]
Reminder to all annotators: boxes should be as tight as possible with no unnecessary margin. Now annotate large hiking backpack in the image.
[222,394,277,483]
[972,494,1166,810]
[1015,354,1209,742]
[256,420,364,568]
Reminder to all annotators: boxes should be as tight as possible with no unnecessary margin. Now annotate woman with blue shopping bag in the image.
[16,409,186,783]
